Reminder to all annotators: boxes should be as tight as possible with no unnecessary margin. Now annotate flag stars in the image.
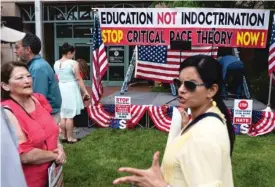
[138,45,168,64]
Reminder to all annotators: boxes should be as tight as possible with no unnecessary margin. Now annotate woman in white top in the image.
[54,43,90,143]
[113,55,235,187]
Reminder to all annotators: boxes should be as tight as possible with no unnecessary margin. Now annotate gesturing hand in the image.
[113,151,168,187]
[178,107,190,129]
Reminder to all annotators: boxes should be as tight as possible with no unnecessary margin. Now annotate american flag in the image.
[248,110,275,136]
[135,45,218,83]
[268,14,275,82]
[91,16,108,105]
[87,104,148,128]
[148,105,173,132]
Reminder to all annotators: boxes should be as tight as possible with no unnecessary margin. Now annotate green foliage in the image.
[164,0,201,8]
[63,129,275,187]
[151,85,170,92]
[249,71,275,108]
[154,0,274,9]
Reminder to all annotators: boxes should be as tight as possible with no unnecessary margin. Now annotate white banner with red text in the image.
[98,8,270,48]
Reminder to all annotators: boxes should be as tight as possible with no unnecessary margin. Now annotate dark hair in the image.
[179,55,235,156]
[76,59,88,79]
[218,47,233,57]
[22,33,41,55]
[61,42,75,55]
[1,61,28,100]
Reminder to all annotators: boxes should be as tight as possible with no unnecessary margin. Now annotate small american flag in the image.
[248,110,275,136]
[91,16,108,105]
[268,14,275,83]
[148,105,173,132]
[135,45,218,83]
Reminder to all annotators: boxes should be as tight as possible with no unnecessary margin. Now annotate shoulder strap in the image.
[9,98,34,120]
[2,106,13,113]
[181,112,223,135]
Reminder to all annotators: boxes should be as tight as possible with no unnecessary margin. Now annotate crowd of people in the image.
[1,25,235,187]
[1,25,89,187]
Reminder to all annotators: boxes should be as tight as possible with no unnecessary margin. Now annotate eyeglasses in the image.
[173,78,205,92]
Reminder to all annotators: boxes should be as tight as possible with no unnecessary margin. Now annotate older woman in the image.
[113,55,235,187]
[1,61,66,187]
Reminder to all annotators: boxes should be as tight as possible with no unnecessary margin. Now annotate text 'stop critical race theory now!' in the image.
[98,8,270,48]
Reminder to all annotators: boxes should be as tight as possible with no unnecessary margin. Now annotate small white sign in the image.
[115,96,131,120]
[233,99,253,124]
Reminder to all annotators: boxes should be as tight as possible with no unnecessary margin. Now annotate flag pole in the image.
[264,73,273,111]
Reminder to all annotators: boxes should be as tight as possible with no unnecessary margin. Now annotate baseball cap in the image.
[1,24,26,43]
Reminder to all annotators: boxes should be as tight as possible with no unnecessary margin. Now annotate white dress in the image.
[54,60,84,118]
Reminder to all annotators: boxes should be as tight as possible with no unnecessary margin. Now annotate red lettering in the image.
[238,100,248,110]
[234,117,251,124]
[117,98,129,103]
[171,12,177,24]
[157,12,177,24]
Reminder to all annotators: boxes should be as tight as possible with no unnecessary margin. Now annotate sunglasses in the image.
[173,78,205,92]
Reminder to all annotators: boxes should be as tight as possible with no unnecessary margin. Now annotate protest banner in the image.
[98,8,270,48]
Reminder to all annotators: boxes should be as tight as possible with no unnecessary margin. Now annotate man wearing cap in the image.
[1,25,27,187]
[14,33,62,124]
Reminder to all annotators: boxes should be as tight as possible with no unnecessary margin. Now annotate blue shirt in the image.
[28,55,62,114]
[218,55,244,79]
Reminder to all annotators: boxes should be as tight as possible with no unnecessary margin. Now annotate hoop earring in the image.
[212,100,217,107]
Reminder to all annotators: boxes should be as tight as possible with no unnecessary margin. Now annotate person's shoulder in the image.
[191,113,227,140]
[1,99,13,108]
[31,57,50,69]
[53,60,60,68]
[69,59,77,65]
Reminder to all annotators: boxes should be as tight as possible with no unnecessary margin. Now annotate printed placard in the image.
[115,96,131,119]
[233,99,253,124]
[48,162,64,187]
[98,8,270,48]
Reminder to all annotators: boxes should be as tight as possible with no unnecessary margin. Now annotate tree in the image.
[154,0,274,9]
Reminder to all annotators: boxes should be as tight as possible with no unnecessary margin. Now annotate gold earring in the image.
[212,100,217,107]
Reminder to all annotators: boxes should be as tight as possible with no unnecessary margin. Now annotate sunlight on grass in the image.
[63,129,275,187]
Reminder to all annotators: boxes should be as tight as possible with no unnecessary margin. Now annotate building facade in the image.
[1,0,153,86]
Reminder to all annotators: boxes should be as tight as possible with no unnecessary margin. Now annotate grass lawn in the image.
[63,129,275,187]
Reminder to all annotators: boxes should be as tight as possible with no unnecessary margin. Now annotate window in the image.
[56,25,72,38]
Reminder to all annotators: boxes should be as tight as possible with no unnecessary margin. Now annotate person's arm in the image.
[179,136,224,187]
[4,109,58,165]
[30,67,49,97]
[73,61,88,93]
[1,109,28,187]
[165,107,182,147]
[73,61,90,100]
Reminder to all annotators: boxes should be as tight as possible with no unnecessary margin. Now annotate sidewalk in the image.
[86,83,152,98]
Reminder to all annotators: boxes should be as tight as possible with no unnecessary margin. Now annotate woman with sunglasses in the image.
[113,55,235,187]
